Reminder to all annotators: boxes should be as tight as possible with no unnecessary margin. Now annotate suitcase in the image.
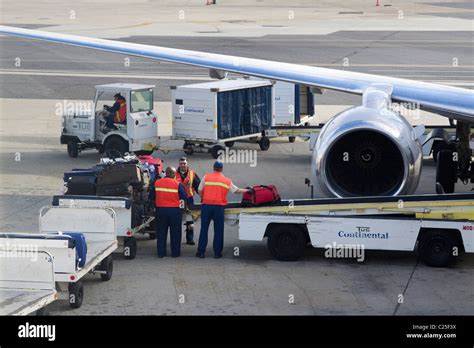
[241,185,281,207]
[96,182,130,197]
[66,176,97,195]
[138,155,163,180]
[95,163,141,186]
[63,232,87,268]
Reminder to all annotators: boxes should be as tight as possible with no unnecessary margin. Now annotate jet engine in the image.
[312,85,424,197]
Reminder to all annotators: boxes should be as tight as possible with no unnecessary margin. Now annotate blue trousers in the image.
[105,112,115,128]
[197,204,225,257]
[185,197,194,242]
[155,208,182,257]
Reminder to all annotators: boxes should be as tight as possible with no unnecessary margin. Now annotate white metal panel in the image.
[176,79,271,92]
[172,88,217,140]
[274,81,295,125]
[0,236,75,276]
[307,217,421,251]
[0,250,55,290]
[54,198,132,237]
[39,206,116,243]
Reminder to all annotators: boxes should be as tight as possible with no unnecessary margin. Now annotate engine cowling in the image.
[312,105,423,197]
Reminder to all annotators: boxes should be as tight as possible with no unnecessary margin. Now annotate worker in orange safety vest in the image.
[196,161,251,258]
[175,157,201,245]
[153,166,188,258]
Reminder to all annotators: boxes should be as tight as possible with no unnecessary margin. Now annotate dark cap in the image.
[213,161,223,170]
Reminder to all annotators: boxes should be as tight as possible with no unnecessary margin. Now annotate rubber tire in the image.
[289,136,296,143]
[67,142,79,158]
[225,141,235,148]
[436,149,457,194]
[104,136,129,157]
[267,225,306,261]
[211,145,224,159]
[68,281,84,309]
[418,230,458,267]
[183,142,194,155]
[124,236,137,260]
[149,232,157,240]
[259,136,270,151]
[99,255,113,281]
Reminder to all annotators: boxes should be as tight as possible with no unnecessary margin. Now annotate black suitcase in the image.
[96,182,130,196]
[96,163,141,186]
[66,175,97,195]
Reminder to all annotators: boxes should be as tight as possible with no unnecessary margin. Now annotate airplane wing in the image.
[1,25,473,123]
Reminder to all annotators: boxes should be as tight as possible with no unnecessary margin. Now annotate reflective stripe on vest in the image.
[155,178,181,208]
[114,101,126,123]
[202,172,231,206]
[176,169,195,197]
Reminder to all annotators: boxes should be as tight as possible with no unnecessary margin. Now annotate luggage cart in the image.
[38,206,118,308]
[0,243,57,315]
[51,195,155,259]
[190,193,474,266]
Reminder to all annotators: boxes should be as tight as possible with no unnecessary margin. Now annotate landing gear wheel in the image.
[211,145,224,159]
[68,281,84,309]
[104,137,129,157]
[67,142,79,158]
[224,141,235,148]
[99,255,113,281]
[418,229,459,267]
[124,236,137,259]
[259,136,270,151]
[183,142,194,155]
[288,136,296,143]
[267,225,306,261]
[436,149,457,194]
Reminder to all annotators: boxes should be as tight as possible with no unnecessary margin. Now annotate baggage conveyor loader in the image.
[190,193,474,267]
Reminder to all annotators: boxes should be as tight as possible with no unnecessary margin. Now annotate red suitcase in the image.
[241,185,281,207]
[138,155,164,174]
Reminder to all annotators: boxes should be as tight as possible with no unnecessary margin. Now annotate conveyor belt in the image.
[189,193,474,221]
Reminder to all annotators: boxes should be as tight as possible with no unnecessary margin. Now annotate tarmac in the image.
[0,0,473,315]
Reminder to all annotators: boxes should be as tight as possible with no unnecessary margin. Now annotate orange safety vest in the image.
[155,178,181,208]
[176,169,195,198]
[202,172,232,206]
[114,99,127,123]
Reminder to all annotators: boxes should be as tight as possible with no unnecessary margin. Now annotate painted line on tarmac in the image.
[0,69,210,80]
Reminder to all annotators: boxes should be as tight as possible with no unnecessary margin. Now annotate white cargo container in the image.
[171,79,274,158]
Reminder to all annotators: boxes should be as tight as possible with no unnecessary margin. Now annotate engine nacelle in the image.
[312,105,423,197]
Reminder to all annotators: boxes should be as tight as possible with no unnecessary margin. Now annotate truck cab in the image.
[61,83,159,157]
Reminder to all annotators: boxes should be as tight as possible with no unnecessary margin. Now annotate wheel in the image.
[183,142,194,155]
[267,225,306,261]
[104,136,129,157]
[224,141,235,148]
[99,255,113,281]
[436,149,457,193]
[149,232,156,240]
[124,236,137,259]
[259,136,270,151]
[288,136,296,143]
[210,145,224,159]
[418,230,459,267]
[67,142,79,158]
[68,281,84,309]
